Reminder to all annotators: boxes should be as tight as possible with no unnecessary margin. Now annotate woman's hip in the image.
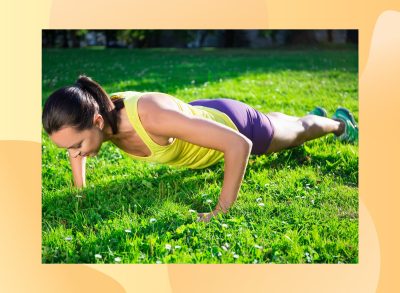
[188,98,275,155]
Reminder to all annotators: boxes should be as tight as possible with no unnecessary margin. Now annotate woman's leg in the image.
[266,113,344,154]
[267,112,300,122]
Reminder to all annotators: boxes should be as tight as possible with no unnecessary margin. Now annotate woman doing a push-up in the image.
[42,75,358,222]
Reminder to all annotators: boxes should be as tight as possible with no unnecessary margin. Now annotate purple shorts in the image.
[188,98,275,155]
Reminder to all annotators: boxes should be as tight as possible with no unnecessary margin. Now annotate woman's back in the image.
[110,91,239,169]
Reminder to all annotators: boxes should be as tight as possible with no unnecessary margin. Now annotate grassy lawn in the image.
[42,47,358,264]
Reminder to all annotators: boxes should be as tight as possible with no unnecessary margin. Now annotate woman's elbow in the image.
[223,135,252,155]
[238,137,252,154]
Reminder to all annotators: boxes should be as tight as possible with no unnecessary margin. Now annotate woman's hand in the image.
[197,209,224,223]
[68,151,87,188]
[197,212,214,223]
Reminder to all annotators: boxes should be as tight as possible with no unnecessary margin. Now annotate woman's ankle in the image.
[333,119,345,136]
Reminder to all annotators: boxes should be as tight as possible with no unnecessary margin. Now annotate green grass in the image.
[42,47,358,264]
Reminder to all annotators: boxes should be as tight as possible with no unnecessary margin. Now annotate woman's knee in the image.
[267,116,304,152]
[267,112,281,118]
[298,116,324,141]
[292,125,307,146]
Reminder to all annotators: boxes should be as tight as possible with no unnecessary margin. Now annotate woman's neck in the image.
[102,108,135,142]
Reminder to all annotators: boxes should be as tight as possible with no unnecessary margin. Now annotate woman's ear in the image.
[93,114,104,130]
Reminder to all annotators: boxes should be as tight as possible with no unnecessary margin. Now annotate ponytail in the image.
[74,75,123,134]
[42,75,124,135]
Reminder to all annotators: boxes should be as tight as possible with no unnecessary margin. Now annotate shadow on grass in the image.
[42,150,358,263]
[43,139,357,237]
[42,163,224,229]
[247,143,358,187]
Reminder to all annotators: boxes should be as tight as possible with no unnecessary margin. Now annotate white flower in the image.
[258,203,265,207]
[149,218,157,223]
[95,254,102,259]
[65,236,72,241]
[256,197,262,202]
[305,252,312,263]
[175,245,181,249]
[227,234,232,237]
[224,243,230,248]
[165,244,172,250]
[156,260,162,264]
[221,223,228,228]
[217,252,222,257]
[124,229,132,233]
[254,244,263,249]
[188,209,196,213]
[221,246,228,251]
[114,257,121,262]
[253,259,258,264]
[206,199,212,204]
[233,254,239,259]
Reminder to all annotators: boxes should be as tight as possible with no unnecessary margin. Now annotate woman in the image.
[42,75,358,222]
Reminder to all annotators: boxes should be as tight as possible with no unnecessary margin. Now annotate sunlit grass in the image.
[42,47,358,263]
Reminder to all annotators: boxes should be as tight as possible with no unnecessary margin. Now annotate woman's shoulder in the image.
[136,93,185,134]
[116,91,184,128]
[137,92,182,112]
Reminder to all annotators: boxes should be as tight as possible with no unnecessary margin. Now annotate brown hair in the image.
[42,75,124,135]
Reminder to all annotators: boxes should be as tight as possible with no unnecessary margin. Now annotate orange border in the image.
[1,1,400,292]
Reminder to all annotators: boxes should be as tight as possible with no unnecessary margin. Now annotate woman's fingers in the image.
[197,212,212,223]
[197,213,205,222]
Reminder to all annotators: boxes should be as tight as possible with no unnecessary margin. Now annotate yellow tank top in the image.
[109,91,239,169]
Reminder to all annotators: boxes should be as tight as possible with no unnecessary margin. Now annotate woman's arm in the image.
[139,94,252,219]
[214,140,251,213]
[197,140,251,222]
[68,152,86,188]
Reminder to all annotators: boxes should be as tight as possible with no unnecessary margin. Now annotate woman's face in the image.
[50,125,104,158]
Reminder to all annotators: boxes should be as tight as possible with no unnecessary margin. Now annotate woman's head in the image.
[49,121,105,158]
[42,75,123,157]
[42,75,119,135]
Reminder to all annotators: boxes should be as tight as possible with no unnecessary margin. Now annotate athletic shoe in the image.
[308,106,328,117]
[332,107,359,143]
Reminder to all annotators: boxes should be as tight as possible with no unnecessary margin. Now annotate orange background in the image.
[1,0,400,292]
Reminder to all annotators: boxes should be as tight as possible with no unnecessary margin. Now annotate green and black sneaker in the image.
[332,107,359,143]
[308,106,328,117]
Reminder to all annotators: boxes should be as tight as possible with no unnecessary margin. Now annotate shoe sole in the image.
[335,107,357,127]
[334,107,359,143]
